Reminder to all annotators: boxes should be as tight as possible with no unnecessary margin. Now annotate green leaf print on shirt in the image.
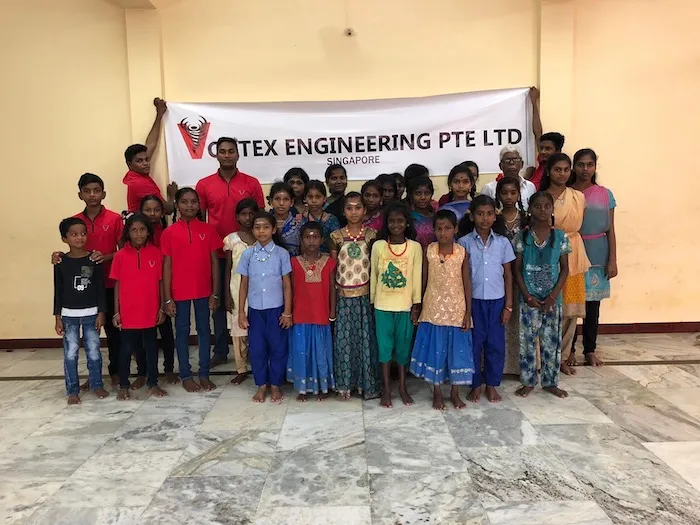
[381,262,407,289]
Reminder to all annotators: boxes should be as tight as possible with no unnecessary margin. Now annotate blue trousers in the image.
[62,315,103,395]
[212,258,230,359]
[248,306,288,387]
[175,297,211,380]
[471,297,505,387]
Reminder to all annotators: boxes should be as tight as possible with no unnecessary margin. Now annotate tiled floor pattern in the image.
[0,333,698,524]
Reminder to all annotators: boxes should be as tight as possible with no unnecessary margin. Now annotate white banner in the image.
[164,88,532,186]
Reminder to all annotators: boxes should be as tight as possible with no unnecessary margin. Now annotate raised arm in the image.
[530,87,542,145]
[145,98,167,159]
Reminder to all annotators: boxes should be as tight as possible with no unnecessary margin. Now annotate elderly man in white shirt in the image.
[480,145,536,210]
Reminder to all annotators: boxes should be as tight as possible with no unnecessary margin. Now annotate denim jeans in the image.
[212,257,230,359]
[175,297,211,380]
[120,327,159,389]
[62,315,103,395]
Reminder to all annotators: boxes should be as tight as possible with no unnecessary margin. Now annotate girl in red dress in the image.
[286,222,337,401]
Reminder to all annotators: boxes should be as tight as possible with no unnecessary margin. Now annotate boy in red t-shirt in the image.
[52,173,123,388]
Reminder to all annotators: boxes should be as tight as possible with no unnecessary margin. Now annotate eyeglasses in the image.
[502,157,522,165]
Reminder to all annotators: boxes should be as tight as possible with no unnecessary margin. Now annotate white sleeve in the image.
[480,182,496,198]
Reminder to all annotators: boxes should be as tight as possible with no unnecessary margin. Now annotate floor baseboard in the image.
[1,322,698,350]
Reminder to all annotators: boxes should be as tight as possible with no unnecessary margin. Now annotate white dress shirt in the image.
[480,176,536,210]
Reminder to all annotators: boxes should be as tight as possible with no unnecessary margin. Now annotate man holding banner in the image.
[195,137,265,367]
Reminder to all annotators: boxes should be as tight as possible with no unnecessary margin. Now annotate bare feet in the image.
[252,386,268,403]
[338,391,352,401]
[318,392,330,402]
[544,386,569,398]
[230,373,248,385]
[485,386,502,403]
[296,393,308,402]
[111,374,120,387]
[210,355,228,368]
[560,363,576,376]
[467,386,481,403]
[80,379,90,392]
[270,386,284,403]
[585,353,604,367]
[380,391,393,408]
[130,376,147,390]
[182,378,202,392]
[67,394,81,405]
[515,385,534,397]
[565,354,578,368]
[432,388,446,411]
[399,389,414,406]
[117,388,130,400]
[94,387,109,399]
[450,386,466,409]
[199,378,217,391]
[165,372,180,384]
[149,386,168,397]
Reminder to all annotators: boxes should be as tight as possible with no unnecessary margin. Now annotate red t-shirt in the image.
[110,243,162,329]
[123,170,165,213]
[530,156,545,190]
[291,255,336,325]
[195,171,265,257]
[160,218,223,301]
[74,207,123,288]
[152,223,164,248]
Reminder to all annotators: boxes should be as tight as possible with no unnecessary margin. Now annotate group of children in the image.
[54,146,616,409]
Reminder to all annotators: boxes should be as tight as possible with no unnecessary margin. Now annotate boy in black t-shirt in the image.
[54,218,109,404]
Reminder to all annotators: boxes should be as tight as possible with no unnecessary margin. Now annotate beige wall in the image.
[1,0,697,338]
[0,0,132,339]
[541,0,700,324]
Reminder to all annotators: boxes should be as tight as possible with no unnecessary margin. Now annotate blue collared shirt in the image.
[236,242,292,310]
[458,230,515,300]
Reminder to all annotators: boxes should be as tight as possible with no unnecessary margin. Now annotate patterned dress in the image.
[301,212,340,253]
[503,213,525,375]
[580,185,616,301]
[223,232,253,374]
[410,243,474,385]
[411,210,436,250]
[363,212,383,232]
[276,211,304,256]
[329,227,381,399]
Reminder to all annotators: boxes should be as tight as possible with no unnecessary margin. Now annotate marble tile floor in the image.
[0,334,698,524]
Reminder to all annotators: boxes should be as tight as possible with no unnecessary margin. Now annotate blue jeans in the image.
[212,257,229,359]
[62,315,103,395]
[175,297,211,380]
